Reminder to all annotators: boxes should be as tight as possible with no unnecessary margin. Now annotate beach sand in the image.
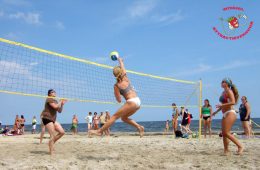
[0,133,259,170]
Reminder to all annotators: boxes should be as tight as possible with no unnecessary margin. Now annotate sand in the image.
[0,133,259,170]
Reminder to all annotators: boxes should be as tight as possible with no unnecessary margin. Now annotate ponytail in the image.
[116,76,122,83]
[113,66,123,83]
[231,84,239,104]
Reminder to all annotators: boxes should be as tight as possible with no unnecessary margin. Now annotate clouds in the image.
[174,60,258,77]
[0,1,64,30]
[114,0,184,27]
[2,0,31,7]
[55,21,65,30]
[128,0,157,18]
[0,60,30,76]
[151,10,185,25]
[0,10,4,17]
[0,10,66,30]
[9,12,42,25]
[0,10,42,25]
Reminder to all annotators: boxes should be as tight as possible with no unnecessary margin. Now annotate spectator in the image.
[201,99,213,138]
[0,122,3,134]
[186,109,193,134]
[32,116,37,134]
[14,115,20,135]
[85,112,93,132]
[1,126,10,135]
[164,120,170,134]
[93,112,100,130]
[20,115,26,134]
[239,96,251,138]
[181,107,192,134]
[71,114,78,135]
[172,103,179,135]
[105,110,111,136]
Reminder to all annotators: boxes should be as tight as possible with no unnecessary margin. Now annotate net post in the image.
[198,79,202,139]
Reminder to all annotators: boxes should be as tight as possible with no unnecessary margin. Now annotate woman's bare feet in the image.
[224,149,231,156]
[237,146,244,155]
[138,126,144,138]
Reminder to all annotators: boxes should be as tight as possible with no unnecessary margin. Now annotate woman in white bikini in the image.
[212,78,243,155]
[89,57,144,137]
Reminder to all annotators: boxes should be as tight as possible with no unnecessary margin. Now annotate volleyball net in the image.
[0,38,201,109]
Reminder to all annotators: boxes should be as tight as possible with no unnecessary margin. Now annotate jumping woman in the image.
[212,78,243,155]
[89,57,144,137]
[41,89,67,155]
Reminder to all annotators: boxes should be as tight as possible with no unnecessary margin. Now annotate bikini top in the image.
[117,83,134,96]
[219,92,228,103]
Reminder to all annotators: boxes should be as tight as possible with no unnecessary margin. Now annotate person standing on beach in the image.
[186,109,193,134]
[20,115,26,134]
[89,56,144,137]
[41,89,67,155]
[172,103,179,135]
[180,107,188,133]
[201,99,213,138]
[212,78,243,155]
[93,112,100,130]
[239,96,251,138]
[31,116,37,134]
[14,115,20,134]
[71,114,78,135]
[164,120,170,133]
[85,112,93,132]
[105,110,111,136]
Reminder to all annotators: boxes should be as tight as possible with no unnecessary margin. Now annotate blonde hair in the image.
[113,66,123,82]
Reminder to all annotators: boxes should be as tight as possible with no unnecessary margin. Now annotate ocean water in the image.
[9,118,260,133]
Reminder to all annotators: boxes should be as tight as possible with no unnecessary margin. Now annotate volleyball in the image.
[110,51,119,61]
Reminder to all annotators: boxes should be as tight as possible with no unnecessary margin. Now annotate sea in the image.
[6,118,260,133]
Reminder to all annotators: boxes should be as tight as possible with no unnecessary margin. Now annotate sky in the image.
[0,0,259,125]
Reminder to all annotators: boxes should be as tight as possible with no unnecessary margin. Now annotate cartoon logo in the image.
[213,7,254,40]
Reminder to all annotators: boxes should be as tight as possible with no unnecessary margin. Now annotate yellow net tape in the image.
[0,38,199,108]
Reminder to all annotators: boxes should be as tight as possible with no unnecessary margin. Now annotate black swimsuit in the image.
[42,118,55,126]
[239,103,250,121]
